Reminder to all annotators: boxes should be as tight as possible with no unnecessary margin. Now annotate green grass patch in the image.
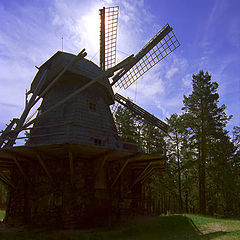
[1,214,240,239]
[186,213,220,225]
[92,215,202,240]
[188,214,240,239]
[0,215,202,240]
[0,209,5,220]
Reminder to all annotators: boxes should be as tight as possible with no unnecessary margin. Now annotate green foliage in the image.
[148,70,238,217]
[0,209,5,219]
[233,126,240,145]
[114,105,165,154]
[113,70,238,217]
[0,182,7,207]
[181,70,234,215]
[115,106,139,144]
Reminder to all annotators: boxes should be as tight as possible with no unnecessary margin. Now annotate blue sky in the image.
[0,0,239,142]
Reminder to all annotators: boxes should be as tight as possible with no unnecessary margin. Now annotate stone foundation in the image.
[5,157,112,228]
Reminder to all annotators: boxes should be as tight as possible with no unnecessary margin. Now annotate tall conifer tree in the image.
[182,70,232,214]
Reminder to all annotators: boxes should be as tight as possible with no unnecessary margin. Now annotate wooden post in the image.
[12,155,30,184]
[94,153,108,178]
[157,199,160,215]
[69,151,74,186]
[36,152,55,185]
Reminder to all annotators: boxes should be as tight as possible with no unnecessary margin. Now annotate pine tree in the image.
[114,105,139,144]
[182,70,232,215]
[140,120,165,154]
[166,114,185,212]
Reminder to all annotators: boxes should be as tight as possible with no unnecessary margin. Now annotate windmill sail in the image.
[99,6,119,71]
[115,93,169,133]
[111,24,180,89]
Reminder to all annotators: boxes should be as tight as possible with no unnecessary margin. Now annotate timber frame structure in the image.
[0,5,180,227]
[0,143,165,227]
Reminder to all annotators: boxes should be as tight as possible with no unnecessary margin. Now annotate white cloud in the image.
[155,100,170,118]
[0,0,186,139]
[165,67,178,79]
[182,73,192,87]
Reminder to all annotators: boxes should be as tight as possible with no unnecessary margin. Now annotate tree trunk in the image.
[176,132,183,213]
[199,119,206,215]
[185,191,189,213]
[0,185,2,208]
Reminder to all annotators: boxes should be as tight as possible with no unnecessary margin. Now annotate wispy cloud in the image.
[165,67,178,79]
[0,0,238,135]
[228,16,240,49]
[182,73,192,88]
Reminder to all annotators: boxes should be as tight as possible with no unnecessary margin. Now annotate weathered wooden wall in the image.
[28,71,119,149]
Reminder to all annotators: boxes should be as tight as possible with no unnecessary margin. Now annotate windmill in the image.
[0,6,180,227]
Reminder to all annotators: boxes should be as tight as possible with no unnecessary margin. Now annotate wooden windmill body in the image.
[28,52,119,149]
[0,6,180,227]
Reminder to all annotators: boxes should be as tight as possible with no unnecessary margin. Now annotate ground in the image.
[188,214,240,239]
[0,211,240,239]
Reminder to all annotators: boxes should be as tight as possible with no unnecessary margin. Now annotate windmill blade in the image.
[111,24,180,89]
[0,118,19,147]
[1,50,87,149]
[99,6,119,71]
[115,93,169,133]
[110,101,120,116]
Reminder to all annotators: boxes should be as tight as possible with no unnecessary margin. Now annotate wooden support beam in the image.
[94,154,108,188]
[0,171,11,181]
[140,167,164,183]
[138,166,164,186]
[93,149,115,162]
[130,157,165,164]
[111,159,129,188]
[69,150,74,186]
[35,152,55,185]
[108,152,142,163]
[96,155,107,176]
[12,155,30,184]
[93,150,115,177]
[130,162,151,189]
[110,153,141,188]
[0,172,16,189]
[0,175,13,189]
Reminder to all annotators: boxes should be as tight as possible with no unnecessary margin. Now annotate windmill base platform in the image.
[0,143,165,228]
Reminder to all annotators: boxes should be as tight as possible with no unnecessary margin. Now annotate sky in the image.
[0,0,240,143]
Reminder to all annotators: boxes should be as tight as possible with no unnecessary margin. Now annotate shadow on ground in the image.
[203,231,229,239]
[0,215,233,240]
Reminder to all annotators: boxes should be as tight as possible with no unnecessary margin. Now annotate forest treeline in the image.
[114,70,240,217]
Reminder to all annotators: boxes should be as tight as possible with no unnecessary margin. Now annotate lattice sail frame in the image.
[110,101,121,116]
[113,24,180,89]
[99,6,119,70]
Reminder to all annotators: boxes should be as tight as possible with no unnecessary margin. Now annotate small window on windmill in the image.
[91,137,105,146]
[88,100,97,112]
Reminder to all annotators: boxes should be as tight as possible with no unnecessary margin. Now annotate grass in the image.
[0,209,5,220]
[187,214,240,239]
[0,214,240,239]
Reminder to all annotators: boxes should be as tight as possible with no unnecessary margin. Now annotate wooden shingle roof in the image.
[30,51,114,103]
